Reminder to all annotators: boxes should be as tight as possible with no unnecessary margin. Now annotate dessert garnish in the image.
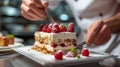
[38,22,75,33]
[65,48,79,58]
[51,23,60,33]
[67,22,74,32]
[54,50,63,60]
[81,48,89,56]
[59,23,67,32]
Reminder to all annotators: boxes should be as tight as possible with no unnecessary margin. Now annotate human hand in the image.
[86,20,111,45]
[21,0,48,21]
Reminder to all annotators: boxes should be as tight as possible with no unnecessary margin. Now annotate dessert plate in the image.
[0,42,24,51]
[12,46,116,67]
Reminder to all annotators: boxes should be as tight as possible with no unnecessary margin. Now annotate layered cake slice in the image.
[32,23,77,54]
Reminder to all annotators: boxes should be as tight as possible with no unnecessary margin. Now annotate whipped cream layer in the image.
[35,31,76,40]
[34,31,77,45]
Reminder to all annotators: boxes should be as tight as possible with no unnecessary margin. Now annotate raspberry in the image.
[52,23,59,28]
[47,23,52,33]
[48,23,53,27]
[59,23,66,32]
[51,23,60,33]
[47,27,52,33]
[67,22,74,32]
[72,39,77,46]
[38,24,44,31]
[54,50,63,60]
[60,43,65,47]
[42,24,48,32]
[51,42,57,48]
[73,43,77,46]
[81,48,89,56]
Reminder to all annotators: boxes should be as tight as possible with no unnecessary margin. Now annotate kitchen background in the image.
[0,0,80,45]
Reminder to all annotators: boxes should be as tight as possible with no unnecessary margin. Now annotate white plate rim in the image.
[0,42,23,49]
[0,42,24,52]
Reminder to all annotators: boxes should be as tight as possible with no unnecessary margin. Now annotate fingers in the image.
[21,3,41,20]
[98,25,110,42]
[102,31,111,44]
[100,26,111,44]
[42,1,49,10]
[88,24,111,45]
[21,0,48,21]
[86,21,104,45]
[23,0,46,19]
[94,31,111,45]
[21,10,39,21]
[32,0,44,8]
[94,25,108,45]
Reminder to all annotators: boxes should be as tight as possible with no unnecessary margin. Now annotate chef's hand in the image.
[86,21,111,45]
[21,0,48,21]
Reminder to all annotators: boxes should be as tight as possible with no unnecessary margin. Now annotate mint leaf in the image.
[76,55,80,58]
[70,48,78,53]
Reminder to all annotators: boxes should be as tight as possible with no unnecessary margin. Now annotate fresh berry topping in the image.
[42,24,48,32]
[66,51,77,57]
[76,55,81,58]
[54,50,63,60]
[38,24,44,31]
[51,42,57,48]
[70,48,78,53]
[51,23,60,33]
[48,23,53,27]
[66,48,78,57]
[52,23,59,28]
[47,23,52,33]
[82,48,89,56]
[72,39,77,46]
[47,27,52,33]
[60,43,65,47]
[59,23,66,32]
[67,22,74,32]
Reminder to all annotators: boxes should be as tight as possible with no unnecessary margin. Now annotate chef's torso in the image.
[65,0,119,31]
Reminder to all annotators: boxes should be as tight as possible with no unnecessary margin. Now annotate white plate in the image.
[0,42,24,51]
[12,46,115,67]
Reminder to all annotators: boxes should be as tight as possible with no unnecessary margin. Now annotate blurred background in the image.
[0,0,80,45]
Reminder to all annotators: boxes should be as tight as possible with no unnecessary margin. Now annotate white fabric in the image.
[48,0,63,10]
[66,0,118,31]
[110,33,120,58]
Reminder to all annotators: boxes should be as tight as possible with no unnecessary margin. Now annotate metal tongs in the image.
[75,41,86,50]
[43,0,56,23]
[45,11,56,23]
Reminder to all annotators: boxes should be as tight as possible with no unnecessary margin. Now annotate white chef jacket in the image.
[48,0,120,56]
[66,0,118,30]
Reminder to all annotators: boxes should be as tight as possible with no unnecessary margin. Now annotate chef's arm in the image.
[103,5,120,33]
